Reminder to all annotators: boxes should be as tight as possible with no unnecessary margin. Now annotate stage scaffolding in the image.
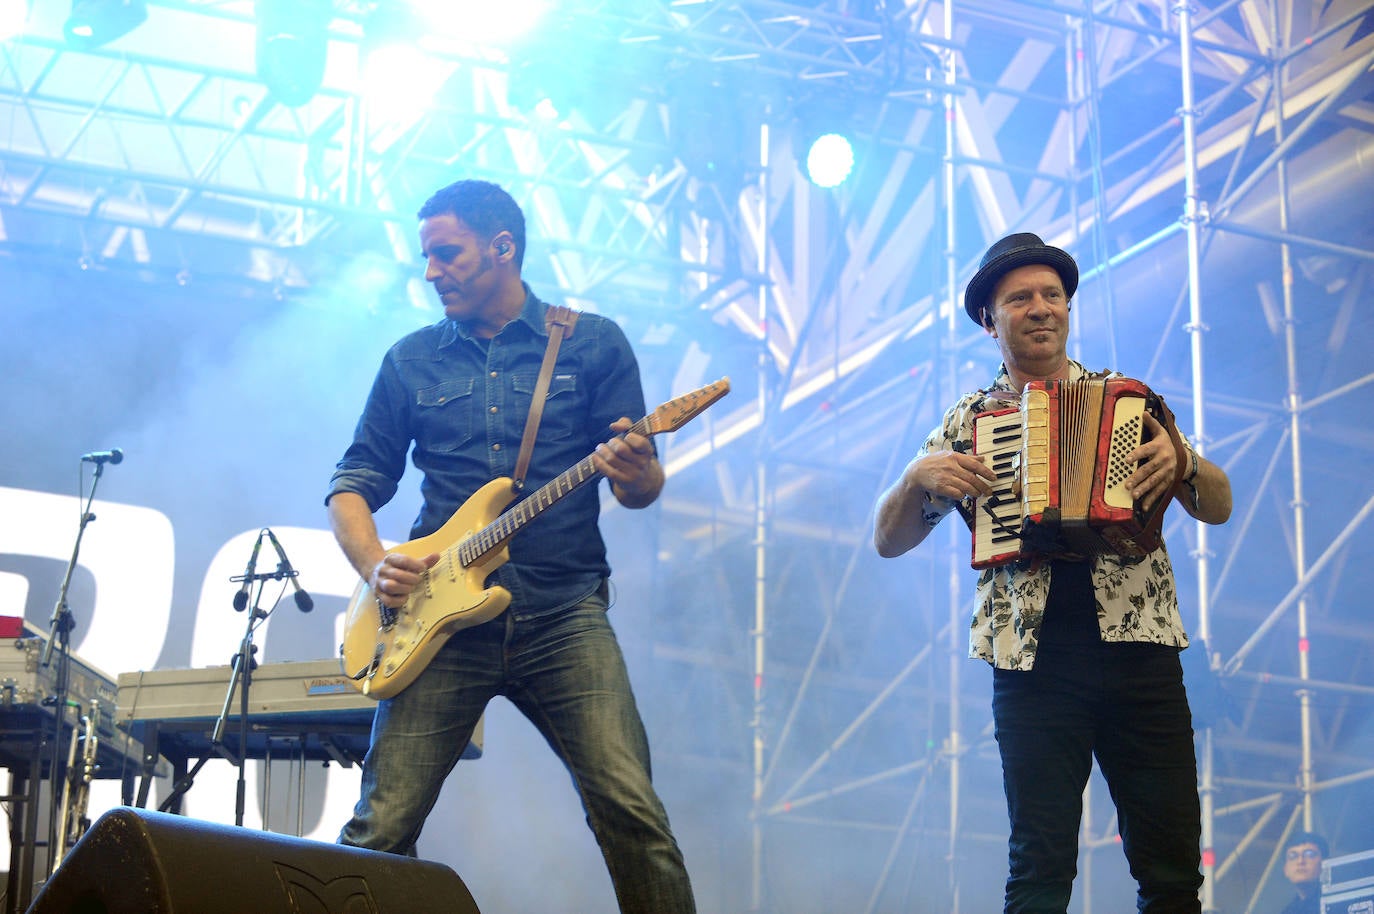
[2,2,1372,911]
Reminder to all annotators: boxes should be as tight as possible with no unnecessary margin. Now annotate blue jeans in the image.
[339,587,696,914]
[992,642,1203,914]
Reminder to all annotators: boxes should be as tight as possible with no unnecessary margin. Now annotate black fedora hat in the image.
[963,232,1078,325]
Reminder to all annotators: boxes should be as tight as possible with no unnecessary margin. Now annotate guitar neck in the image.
[458,417,652,566]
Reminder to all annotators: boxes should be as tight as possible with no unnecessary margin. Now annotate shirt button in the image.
[489,371,498,378]
[489,406,498,414]
[492,443,502,451]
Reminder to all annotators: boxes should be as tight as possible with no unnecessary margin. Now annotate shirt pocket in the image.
[415,377,476,452]
[511,372,579,442]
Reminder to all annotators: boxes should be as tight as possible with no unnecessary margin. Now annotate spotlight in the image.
[671,78,749,197]
[507,58,582,122]
[360,4,448,122]
[409,0,548,46]
[63,0,146,50]
[793,92,862,189]
[804,132,856,189]
[1,0,32,41]
[255,0,332,107]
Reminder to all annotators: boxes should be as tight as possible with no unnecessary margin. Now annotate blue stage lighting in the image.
[255,0,331,107]
[805,132,855,189]
[411,0,548,46]
[1,0,32,41]
[63,0,146,49]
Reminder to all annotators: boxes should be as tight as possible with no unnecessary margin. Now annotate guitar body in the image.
[340,478,518,699]
[337,377,730,700]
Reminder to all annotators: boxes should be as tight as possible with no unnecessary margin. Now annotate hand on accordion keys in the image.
[928,450,998,500]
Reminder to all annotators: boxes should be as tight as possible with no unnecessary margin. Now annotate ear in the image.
[492,234,513,258]
[981,306,997,337]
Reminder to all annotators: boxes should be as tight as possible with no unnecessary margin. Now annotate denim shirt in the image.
[916,360,1191,670]
[327,285,650,616]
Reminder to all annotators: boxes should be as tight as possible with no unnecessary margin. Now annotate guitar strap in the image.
[511,305,580,492]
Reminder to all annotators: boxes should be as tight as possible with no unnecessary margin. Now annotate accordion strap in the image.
[1131,387,1190,554]
[1147,389,1190,492]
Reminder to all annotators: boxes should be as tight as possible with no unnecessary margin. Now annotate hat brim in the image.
[964,245,1079,325]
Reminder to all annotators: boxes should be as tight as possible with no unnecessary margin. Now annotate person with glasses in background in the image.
[1279,831,1328,914]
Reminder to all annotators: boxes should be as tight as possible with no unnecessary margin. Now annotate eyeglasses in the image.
[1286,849,1321,861]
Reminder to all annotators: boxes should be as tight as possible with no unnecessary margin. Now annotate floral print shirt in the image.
[916,360,1190,671]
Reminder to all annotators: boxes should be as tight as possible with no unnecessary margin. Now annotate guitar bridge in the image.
[344,642,386,688]
[342,641,383,682]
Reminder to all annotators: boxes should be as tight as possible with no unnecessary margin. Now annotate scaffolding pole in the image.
[1267,0,1318,841]
[1173,1,1221,909]
[940,0,965,907]
[750,120,773,913]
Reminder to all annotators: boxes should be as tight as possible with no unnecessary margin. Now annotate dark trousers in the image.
[993,640,1204,913]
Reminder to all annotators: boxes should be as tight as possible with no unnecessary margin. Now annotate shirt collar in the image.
[988,358,1089,393]
[438,282,547,348]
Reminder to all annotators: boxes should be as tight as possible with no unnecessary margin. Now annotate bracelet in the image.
[1180,446,1200,510]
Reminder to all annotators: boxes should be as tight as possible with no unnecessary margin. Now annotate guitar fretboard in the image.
[455,416,652,568]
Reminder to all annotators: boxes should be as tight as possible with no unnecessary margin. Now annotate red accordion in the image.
[969,376,1186,569]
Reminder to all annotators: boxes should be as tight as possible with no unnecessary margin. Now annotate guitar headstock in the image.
[644,378,731,434]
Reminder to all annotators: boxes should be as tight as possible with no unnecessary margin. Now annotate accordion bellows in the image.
[971,376,1186,569]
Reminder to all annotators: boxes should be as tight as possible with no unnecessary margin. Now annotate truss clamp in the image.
[1179,200,1211,226]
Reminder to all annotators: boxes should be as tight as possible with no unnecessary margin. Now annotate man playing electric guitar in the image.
[326,179,696,914]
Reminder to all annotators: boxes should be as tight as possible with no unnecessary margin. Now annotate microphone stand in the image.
[220,575,266,828]
[157,562,290,825]
[39,459,107,878]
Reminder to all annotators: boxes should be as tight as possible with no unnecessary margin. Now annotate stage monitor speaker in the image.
[26,807,481,914]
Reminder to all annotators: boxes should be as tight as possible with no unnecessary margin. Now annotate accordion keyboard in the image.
[972,408,1024,567]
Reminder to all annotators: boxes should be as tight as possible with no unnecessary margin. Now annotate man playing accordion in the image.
[873,233,1232,913]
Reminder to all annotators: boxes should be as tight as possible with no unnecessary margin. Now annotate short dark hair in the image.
[418,179,527,267]
[1287,831,1329,858]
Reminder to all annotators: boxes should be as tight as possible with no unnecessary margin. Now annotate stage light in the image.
[63,0,146,50]
[507,58,583,122]
[1,0,31,41]
[792,90,862,190]
[410,0,548,47]
[360,4,448,123]
[255,0,332,107]
[804,132,855,189]
[671,76,750,199]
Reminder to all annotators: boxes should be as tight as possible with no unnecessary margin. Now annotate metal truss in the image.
[0,1,944,305]
[3,1,1373,912]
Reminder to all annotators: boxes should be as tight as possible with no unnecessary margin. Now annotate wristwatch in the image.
[1184,446,1199,483]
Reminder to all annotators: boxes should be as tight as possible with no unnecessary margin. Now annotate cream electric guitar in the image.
[340,378,730,699]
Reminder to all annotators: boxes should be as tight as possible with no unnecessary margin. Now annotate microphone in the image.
[233,530,265,612]
[81,448,124,465]
[266,529,314,612]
